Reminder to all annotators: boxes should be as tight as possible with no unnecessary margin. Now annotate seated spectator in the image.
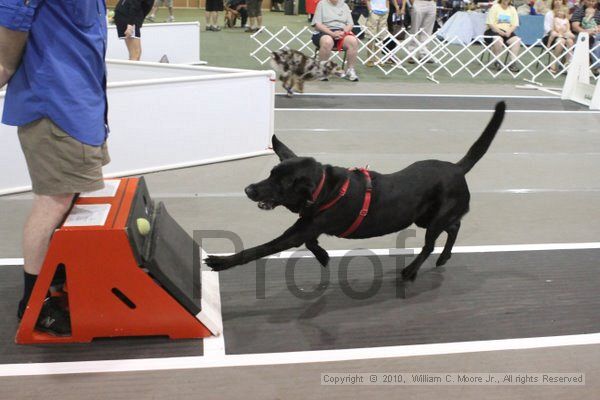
[312,0,361,81]
[224,0,248,28]
[570,0,600,75]
[484,0,522,72]
[544,0,575,72]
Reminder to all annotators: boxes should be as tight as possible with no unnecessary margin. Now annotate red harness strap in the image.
[318,178,350,212]
[339,168,372,238]
[309,168,372,238]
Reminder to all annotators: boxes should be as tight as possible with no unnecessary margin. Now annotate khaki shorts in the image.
[366,12,388,39]
[18,118,110,195]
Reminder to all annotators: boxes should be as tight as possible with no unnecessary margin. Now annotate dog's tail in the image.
[456,101,506,174]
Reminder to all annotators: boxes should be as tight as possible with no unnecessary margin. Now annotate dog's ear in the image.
[272,135,297,161]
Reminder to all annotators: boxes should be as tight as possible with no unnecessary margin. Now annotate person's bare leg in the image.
[150,4,159,19]
[319,35,334,61]
[507,36,521,61]
[344,35,359,70]
[125,37,142,60]
[257,15,262,28]
[23,194,74,275]
[0,27,28,88]
[551,37,565,71]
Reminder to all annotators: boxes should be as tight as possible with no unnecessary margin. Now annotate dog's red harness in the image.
[310,168,372,238]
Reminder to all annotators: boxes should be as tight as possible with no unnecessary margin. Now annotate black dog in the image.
[206,102,505,281]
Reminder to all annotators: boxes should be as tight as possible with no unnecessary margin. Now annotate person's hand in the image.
[125,25,135,38]
[332,31,343,39]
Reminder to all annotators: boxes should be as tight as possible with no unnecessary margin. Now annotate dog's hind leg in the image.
[402,201,463,281]
[306,238,329,267]
[436,221,460,267]
[401,225,444,282]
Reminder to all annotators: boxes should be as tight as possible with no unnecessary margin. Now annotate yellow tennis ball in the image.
[136,218,151,236]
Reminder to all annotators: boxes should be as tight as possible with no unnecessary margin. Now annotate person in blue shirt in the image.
[0,0,110,336]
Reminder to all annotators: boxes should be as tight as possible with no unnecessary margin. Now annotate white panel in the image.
[0,62,275,195]
[107,22,202,64]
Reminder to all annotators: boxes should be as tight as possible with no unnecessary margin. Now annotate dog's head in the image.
[318,60,341,78]
[244,136,322,214]
[270,49,292,68]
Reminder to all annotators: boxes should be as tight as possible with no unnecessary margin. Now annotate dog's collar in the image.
[311,171,326,203]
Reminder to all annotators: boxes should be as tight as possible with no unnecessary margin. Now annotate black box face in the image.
[125,177,154,265]
[145,202,202,315]
[125,178,202,316]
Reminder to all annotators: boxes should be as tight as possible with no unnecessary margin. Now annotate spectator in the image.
[571,0,600,74]
[271,0,284,11]
[350,0,370,36]
[245,0,263,32]
[484,0,522,72]
[366,0,400,66]
[148,0,175,22]
[206,0,224,31]
[544,0,575,72]
[1,0,110,336]
[534,0,549,14]
[312,0,361,81]
[224,0,248,28]
[407,0,437,63]
[114,0,154,60]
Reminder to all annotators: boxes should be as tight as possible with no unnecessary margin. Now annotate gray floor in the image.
[275,94,588,111]
[1,83,599,399]
[2,345,599,400]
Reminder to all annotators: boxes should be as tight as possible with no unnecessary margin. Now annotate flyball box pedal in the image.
[16,177,217,344]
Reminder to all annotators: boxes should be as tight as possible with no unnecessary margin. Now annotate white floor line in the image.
[0,258,24,266]
[196,249,225,358]
[275,108,600,114]
[1,333,599,377]
[276,93,560,99]
[2,242,600,267]
[210,242,600,260]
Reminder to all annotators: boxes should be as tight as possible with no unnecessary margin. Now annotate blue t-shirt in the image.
[1,0,108,146]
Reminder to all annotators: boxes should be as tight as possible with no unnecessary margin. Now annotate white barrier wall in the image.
[107,22,202,64]
[0,61,275,195]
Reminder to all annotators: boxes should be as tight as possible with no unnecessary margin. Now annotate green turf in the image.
[140,8,566,86]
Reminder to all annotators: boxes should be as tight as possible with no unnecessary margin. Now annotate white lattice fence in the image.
[250,26,600,84]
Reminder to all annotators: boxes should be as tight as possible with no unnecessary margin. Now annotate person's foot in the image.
[508,64,520,73]
[407,57,417,64]
[212,25,221,31]
[318,76,329,81]
[245,26,255,32]
[366,60,375,67]
[18,297,71,337]
[493,61,503,71]
[145,15,155,22]
[166,15,175,22]
[344,68,359,82]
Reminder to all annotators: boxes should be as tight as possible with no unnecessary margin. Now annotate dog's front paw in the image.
[314,249,329,268]
[401,266,418,282]
[205,255,238,271]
